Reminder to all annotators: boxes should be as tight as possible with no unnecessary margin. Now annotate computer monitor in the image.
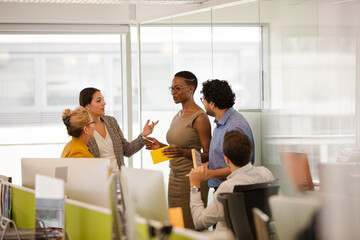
[109,173,126,240]
[120,166,170,239]
[318,162,360,240]
[318,162,360,197]
[21,158,110,208]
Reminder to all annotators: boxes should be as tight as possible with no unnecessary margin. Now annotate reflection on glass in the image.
[0,34,124,183]
[139,25,261,111]
[0,58,35,107]
[113,57,122,106]
[46,55,105,106]
[261,0,357,181]
[213,26,261,110]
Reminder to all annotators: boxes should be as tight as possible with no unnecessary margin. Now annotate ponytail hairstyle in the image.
[62,106,91,138]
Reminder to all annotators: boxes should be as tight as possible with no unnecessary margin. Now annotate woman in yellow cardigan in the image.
[61,106,96,158]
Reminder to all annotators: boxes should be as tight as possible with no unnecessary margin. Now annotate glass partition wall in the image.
[136,3,263,191]
[0,0,358,187]
[0,30,129,185]
[261,0,357,179]
[136,0,358,183]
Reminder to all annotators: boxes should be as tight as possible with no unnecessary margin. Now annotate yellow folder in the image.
[150,146,172,164]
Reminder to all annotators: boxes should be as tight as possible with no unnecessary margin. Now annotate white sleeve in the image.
[190,191,224,230]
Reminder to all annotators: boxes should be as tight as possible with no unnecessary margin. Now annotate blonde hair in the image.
[62,106,91,138]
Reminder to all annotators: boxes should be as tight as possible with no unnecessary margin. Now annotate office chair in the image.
[280,152,315,193]
[217,180,280,240]
[217,192,254,240]
[252,208,270,240]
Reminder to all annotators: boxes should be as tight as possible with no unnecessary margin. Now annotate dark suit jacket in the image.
[87,115,144,168]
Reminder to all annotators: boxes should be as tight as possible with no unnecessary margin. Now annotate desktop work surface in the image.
[5,170,235,240]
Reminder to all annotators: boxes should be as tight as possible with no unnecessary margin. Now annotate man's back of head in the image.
[223,130,252,167]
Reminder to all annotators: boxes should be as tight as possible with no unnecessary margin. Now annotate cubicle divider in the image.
[64,198,112,240]
[3,178,232,240]
[4,182,36,229]
[1,180,113,240]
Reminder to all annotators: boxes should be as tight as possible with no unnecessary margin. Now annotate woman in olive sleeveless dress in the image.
[166,108,210,228]
[147,71,212,229]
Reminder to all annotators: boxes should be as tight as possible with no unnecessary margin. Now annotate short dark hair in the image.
[201,79,235,109]
[223,130,252,167]
[174,71,198,92]
[79,87,100,107]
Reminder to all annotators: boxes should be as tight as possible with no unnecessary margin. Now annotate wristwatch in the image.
[190,186,200,193]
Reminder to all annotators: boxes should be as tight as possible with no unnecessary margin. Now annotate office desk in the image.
[135,217,234,240]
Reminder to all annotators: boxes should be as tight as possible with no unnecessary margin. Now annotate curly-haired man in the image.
[200,79,255,191]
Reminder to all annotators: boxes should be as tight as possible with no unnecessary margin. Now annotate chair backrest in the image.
[281,152,314,193]
[269,195,321,240]
[233,179,280,234]
[218,180,280,240]
[217,192,254,240]
[252,208,270,240]
[216,192,235,237]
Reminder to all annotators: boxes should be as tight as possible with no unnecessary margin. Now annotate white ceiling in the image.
[0,0,209,4]
[0,0,241,24]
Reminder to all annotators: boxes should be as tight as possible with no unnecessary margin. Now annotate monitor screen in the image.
[318,162,360,239]
[120,166,169,239]
[21,158,110,208]
[319,162,360,196]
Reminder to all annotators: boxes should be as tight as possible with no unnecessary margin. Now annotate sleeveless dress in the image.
[166,109,209,229]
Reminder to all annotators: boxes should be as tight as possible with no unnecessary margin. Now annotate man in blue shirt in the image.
[200,79,255,191]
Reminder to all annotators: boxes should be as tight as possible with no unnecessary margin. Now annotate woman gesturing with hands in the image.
[80,87,158,173]
[146,71,211,229]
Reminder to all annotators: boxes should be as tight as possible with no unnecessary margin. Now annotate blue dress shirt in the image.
[208,107,255,188]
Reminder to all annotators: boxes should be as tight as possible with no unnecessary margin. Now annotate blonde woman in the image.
[61,106,96,158]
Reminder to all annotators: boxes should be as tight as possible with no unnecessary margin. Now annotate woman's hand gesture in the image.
[141,119,159,136]
[145,137,163,150]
